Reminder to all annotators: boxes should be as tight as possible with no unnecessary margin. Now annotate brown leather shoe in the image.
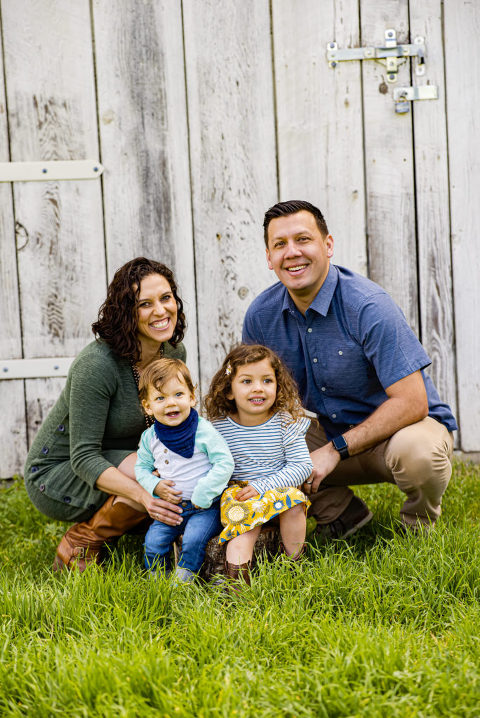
[315,496,373,542]
[53,496,148,572]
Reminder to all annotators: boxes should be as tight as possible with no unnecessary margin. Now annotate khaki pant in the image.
[306,417,454,527]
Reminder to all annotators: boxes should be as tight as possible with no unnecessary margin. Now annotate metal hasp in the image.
[0,160,104,182]
[327,28,426,83]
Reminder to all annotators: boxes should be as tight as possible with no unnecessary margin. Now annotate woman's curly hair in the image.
[204,344,306,424]
[91,257,186,362]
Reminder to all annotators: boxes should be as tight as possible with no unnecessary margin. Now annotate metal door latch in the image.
[327,29,426,83]
[393,85,439,113]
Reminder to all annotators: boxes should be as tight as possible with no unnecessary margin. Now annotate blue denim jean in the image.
[144,498,222,574]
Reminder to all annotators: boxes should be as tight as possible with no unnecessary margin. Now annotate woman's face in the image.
[136,273,178,351]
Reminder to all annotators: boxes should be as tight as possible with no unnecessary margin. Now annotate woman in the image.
[24,257,186,571]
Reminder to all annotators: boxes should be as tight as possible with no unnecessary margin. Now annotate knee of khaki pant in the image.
[384,417,453,491]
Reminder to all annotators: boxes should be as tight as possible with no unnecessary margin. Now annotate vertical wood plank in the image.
[92,0,199,371]
[409,0,457,426]
[183,0,277,388]
[0,19,27,476]
[360,1,418,332]
[445,0,480,451]
[273,0,367,274]
[1,0,106,453]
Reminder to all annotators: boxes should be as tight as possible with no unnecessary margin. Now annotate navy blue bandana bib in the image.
[154,408,199,458]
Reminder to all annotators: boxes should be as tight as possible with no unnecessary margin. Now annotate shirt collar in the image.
[281,264,339,317]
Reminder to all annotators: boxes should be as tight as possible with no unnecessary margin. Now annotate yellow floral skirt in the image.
[218,482,310,544]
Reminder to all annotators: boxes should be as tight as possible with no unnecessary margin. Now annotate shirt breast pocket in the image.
[319,341,375,397]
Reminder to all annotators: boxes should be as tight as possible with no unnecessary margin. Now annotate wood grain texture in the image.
[445,0,480,450]
[183,0,277,389]
[273,0,367,274]
[360,0,418,333]
[409,0,457,427]
[0,20,27,476]
[92,0,199,372]
[2,0,105,463]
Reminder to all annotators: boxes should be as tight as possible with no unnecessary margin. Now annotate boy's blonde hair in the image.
[138,358,195,401]
[204,344,305,423]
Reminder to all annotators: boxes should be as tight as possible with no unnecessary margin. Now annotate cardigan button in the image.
[31,466,39,473]
[57,424,65,432]
[41,446,49,455]
[39,484,45,492]
[63,496,71,503]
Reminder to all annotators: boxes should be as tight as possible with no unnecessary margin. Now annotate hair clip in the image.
[225,362,232,376]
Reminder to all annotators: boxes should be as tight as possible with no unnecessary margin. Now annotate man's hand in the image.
[153,479,182,504]
[303,443,340,495]
[235,485,260,501]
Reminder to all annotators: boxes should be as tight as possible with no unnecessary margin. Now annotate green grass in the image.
[1,459,480,717]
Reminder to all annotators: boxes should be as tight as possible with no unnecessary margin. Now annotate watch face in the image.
[333,435,348,451]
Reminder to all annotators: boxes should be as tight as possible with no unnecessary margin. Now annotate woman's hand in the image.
[153,479,182,504]
[143,493,184,526]
[235,485,260,501]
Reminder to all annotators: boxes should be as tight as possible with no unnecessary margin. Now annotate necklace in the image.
[130,346,164,428]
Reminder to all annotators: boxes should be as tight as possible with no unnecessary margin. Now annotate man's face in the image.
[266,210,334,309]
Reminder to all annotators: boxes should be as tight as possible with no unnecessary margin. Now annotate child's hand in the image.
[154,479,182,504]
[235,485,260,501]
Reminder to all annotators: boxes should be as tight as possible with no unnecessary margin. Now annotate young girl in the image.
[204,344,313,585]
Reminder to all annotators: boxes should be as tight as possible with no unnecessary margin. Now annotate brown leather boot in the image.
[53,496,148,572]
[280,542,306,561]
[225,560,251,592]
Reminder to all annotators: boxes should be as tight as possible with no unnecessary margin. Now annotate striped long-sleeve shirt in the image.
[212,412,313,494]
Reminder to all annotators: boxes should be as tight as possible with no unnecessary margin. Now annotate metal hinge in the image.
[327,29,426,83]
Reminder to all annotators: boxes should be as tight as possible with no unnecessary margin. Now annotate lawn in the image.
[1,459,480,717]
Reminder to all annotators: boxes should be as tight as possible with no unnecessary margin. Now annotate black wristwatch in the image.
[331,434,349,460]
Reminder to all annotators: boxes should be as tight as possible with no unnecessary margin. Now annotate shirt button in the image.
[313,358,318,363]
[165,460,169,465]
[63,496,71,503]
[332,414,337,419]
[39,484,45,492]
[164,449,167,453]
[307,328,313,333]
[338,351,343,355]
[41,446,49,455]
[321,387,326,392]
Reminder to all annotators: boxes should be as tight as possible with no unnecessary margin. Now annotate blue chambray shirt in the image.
[243,264,457,439]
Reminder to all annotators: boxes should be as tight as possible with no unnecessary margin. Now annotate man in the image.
[243,200,457,537]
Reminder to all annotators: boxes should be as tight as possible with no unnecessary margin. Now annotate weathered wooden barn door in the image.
[0,0,106,474]
[272,0,459,438]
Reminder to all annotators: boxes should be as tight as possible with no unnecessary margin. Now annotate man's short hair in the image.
[263,200,329,247]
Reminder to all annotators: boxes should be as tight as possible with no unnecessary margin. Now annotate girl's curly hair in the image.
[91,257,186,362]
[204,344,306,424]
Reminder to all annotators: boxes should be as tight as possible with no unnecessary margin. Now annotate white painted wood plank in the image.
[409,0,457,431]
[1,0,106,462]
[0,20,27,477]
[0,357,74,379]
[273,0,367,275]
[183,0,277,389]
[444,0,480,451]
[360,1,419,333]
[0,160,103,182]
[92,0,199,376]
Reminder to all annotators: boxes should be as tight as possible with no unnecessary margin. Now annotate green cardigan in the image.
[24,339,186,522]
